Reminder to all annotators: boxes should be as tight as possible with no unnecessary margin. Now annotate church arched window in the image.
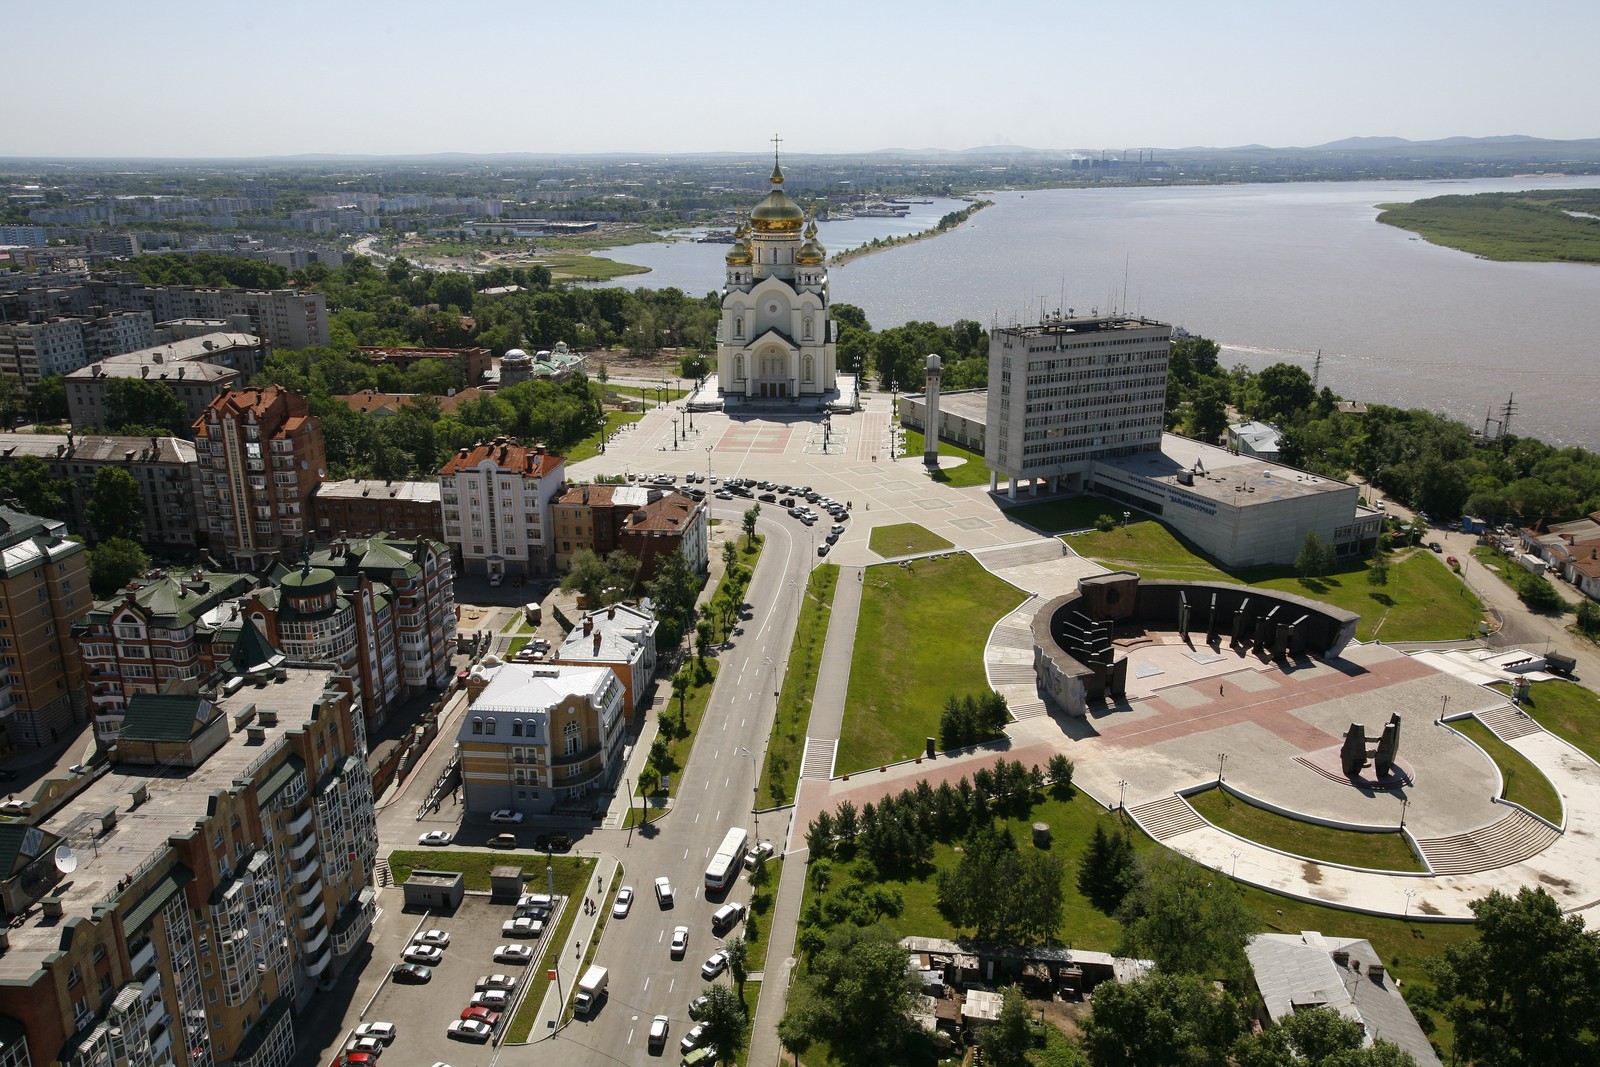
[734,318,743,340]
[734,354,744,379]
[803,317,813,340]
[803,355,814,383]
[564,720,581,756]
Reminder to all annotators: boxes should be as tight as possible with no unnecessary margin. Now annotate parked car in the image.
[489,810,524,824]
[494,944,534,963]
[744,841,775,868]
[476,974,517,991]
[501,917,543,938]
[345,1037,385,1058]
[470,989,510,1010]
[488,833,519,849]
[391,962,433,984]
[403,944,443,966]
[414,929,451,947]
[459,1006,502,1029]
[654,877,675,906]
[417,830,453,846]
[681,1022,709,1053]
[1447,556,1460,568]
[817,544,830,557]
[353,1023,397,1044]
[671,925,689,958]
[487,574,504,588]
[447,1019,493,1043]
[701,950,729,979]
[688,994,711,1020]
[535,832,571,851]
[1429,541,1443,552]
[758,492,776,502]
[612,886,634,918]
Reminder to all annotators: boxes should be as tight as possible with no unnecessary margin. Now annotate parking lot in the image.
[301,891,562,1067]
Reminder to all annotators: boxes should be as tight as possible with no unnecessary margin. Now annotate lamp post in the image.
[1117,779,1128,812]
[672,417,679,450]
[1403,887,1417,920]
[548,858,562,1010]
[740,746,759,845]
[1122,510,1130,528]
[1400,797,1409,828]
[1217,752,1227,782]
[1229,848,1241,876]
[706,445,713,484]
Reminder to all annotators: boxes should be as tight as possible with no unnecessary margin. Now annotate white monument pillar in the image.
[923,353,942,467]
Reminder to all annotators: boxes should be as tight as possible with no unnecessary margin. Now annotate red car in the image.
[1447,555,1459,569]
[459,1005,502,1030]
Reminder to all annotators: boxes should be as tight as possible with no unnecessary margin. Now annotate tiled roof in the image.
[81,570,258,630]
[627,491,705,533]
[438,437,564,477]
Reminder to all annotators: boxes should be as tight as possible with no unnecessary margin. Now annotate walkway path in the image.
[521,851,622,1042]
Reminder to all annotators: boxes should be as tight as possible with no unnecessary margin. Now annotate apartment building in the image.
[193,387,326,572]
[0,665,377,1067]
[355,345,493,390]
[550,484,709,579]
[550,602,658,721]
[456,662,625,816]
[312,479,443,542]
[0,434,202,549]
[64,333,266,430]
[437,438,565,580]
[0,507,90,748]
[0,310,154,393]
[84,279,329,350]
[984,313,1172,497]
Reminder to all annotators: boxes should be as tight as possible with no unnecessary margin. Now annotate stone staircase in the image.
[800,738,837,780]
[1414,807,1562,875]
[1475,705,1544,742]
[374,858,393,888]
[1127,794,1207,841]
[973,540,1066,571]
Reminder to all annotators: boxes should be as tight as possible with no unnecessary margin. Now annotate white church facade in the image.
[714,154,848,408]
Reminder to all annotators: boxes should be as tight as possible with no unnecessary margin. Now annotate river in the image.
[599,177,1600,448]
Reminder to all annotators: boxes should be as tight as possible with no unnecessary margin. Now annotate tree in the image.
[101,377,189,435]
[671,670,690,719]
[646,548,701,624]
[85,467,145,542]
[87,538,148,599]
[698,984,748,1066]
[1295,531,1333,579]
[560,548,639,606]
[742,505,760,544]
[1189,381,1230,443]
[1367,549,1390,587]
[981,986,1041,1067]
[1077,823,1138,913]
[1255,362,1316,423]
[806,811,835,858]
[31,374,68,422]
[0,456,67,519]
[724,936,749,986]
[1577,598,1600,635]
[778,924,918,1067]
[938,821,1064,944]
[1233,1006,1417,1067]
[1047,753,1075,794]
[695,618,714,664]
[1117,851,1253,984]
[1429,886,1600,1067]
[1081,972,1244,1067]
[721,538,739,572]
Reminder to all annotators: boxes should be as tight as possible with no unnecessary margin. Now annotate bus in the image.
[704,827,748,890]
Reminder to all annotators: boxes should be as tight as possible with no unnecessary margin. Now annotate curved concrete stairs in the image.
[1414,807,1561,875]
[1128,794,1207,841]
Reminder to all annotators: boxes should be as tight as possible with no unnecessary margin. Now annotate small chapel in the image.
[715,146,841,406]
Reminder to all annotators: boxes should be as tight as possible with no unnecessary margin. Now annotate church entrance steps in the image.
[1127,794,1206,840]
[800,738,837,780]
[1414,807,1561,875]
[972,540,1066,571]
[1474,705,1544,741]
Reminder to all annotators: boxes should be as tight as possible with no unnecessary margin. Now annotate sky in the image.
[5,0,1597,159]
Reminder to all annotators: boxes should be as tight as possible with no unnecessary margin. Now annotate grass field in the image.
[838,555,1025,772]
[1450,716,1564,824]
[899,428,991,488]
[1500,680,1600,761]
[640,659,719,798]
[566,409,646,463]
[1071,520,1484,641]
[539,252,650,281]
[744,857,784,972]
[387,849,594,895]
[867,522,955,558]
[1189,787,1424,871]
[1005,495,1146,533]
[759,566,839,807]
[1376,190,1600,263]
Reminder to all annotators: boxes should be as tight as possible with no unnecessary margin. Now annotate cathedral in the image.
[714,151,841,405]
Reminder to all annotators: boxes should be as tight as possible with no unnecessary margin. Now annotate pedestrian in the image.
[1219,683,1224,696]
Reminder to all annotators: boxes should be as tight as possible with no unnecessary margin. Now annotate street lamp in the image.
[1122,510,1130,528]
[1217,752,1227,782]
[740,746,759,845]
[672,418,680,450]
[706,444,713,483]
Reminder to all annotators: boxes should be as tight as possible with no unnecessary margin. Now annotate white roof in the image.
[471,663,613,716]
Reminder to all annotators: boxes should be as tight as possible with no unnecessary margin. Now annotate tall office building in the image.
[984,313,1171,498]
[193,387,326,571]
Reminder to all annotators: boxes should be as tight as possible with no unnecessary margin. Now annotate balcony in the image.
[295,878,324,908]
[298,901,326,930]
[300,923,329,955]
[551,744,601,769]
[287,832,317,863]
[141,969,163,1001]
[130,938,157,976]
[287,807,314,836]
[304,944,331,977]
[291,857,319,886]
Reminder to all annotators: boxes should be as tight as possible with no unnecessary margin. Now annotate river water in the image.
[603,177,1600,447]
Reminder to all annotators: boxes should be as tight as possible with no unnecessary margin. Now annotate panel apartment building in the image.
[984,313,1172,498]
[193,387,326,572]
[0,279,327,351]
[0,507,91,750]
[0,310,153,394]
[0,665,377,1067]
[64,333,268,432]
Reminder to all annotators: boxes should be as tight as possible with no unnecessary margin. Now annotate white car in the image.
[654,876,674,906]
[470,989,510,1010]
[487,574,504,588]
[612,886,634,918]
[353,1022,397,1044]
[447,1018,493,1043]
[649,1015,670,1047]
[501,917,543,938]
[403,944,443,966]
[345,1036,384,1058]
[414,929,451,948]
[489,809,524,824]
[671,925,689,958]
[476,974,517,991]
[494,944,534,963]
[681,1022,709,1053]
[701,950,729,979]
[418,830,452,846]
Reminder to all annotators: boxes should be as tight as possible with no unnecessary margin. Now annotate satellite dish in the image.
[54,846,78,874]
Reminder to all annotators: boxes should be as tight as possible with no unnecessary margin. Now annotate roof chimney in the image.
[594,631,602,653]
[583,617,593,636]
[608,604,616,620]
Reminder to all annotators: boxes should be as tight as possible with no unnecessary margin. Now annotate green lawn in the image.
[1499,679,1600,761]
[838,555,1025,772]
[1071,520,1484,641]
[867,522,955,559]
[540,252,650,281]
[566,408,646,463]
[1376,190,1600,263]
[640,658,720,798]
[1004,494,1146,533]
[1189,787,1424,871]
[900,427,991,488]
[1451,716,1564,824]
[759,566,839,807]
[744,857,784,972]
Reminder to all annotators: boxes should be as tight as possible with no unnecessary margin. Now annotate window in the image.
[485,717,496,735]
[563,721,580,756]
[472,718,482,735]
[511,720,522,737]
[68,965,82,988]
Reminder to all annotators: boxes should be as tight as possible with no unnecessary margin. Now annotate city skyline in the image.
[5,0,1596,159]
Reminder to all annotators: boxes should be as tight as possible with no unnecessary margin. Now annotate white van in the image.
[711,901,745,934]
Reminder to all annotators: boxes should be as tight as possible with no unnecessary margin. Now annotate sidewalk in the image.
[747,845,809,1067]
[520,851,621,1042]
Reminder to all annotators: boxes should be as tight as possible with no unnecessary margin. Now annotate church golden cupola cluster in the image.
[717,139,837,402]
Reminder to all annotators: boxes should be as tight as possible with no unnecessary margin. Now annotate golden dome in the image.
[750,188,805,233]
[797,239,826,265]
[725,240,753,265]
[804,219,818,240]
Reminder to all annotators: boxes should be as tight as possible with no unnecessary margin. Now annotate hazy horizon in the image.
[6,0,1596,159]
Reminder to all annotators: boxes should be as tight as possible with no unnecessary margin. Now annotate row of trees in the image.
[939,690,1011,750]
